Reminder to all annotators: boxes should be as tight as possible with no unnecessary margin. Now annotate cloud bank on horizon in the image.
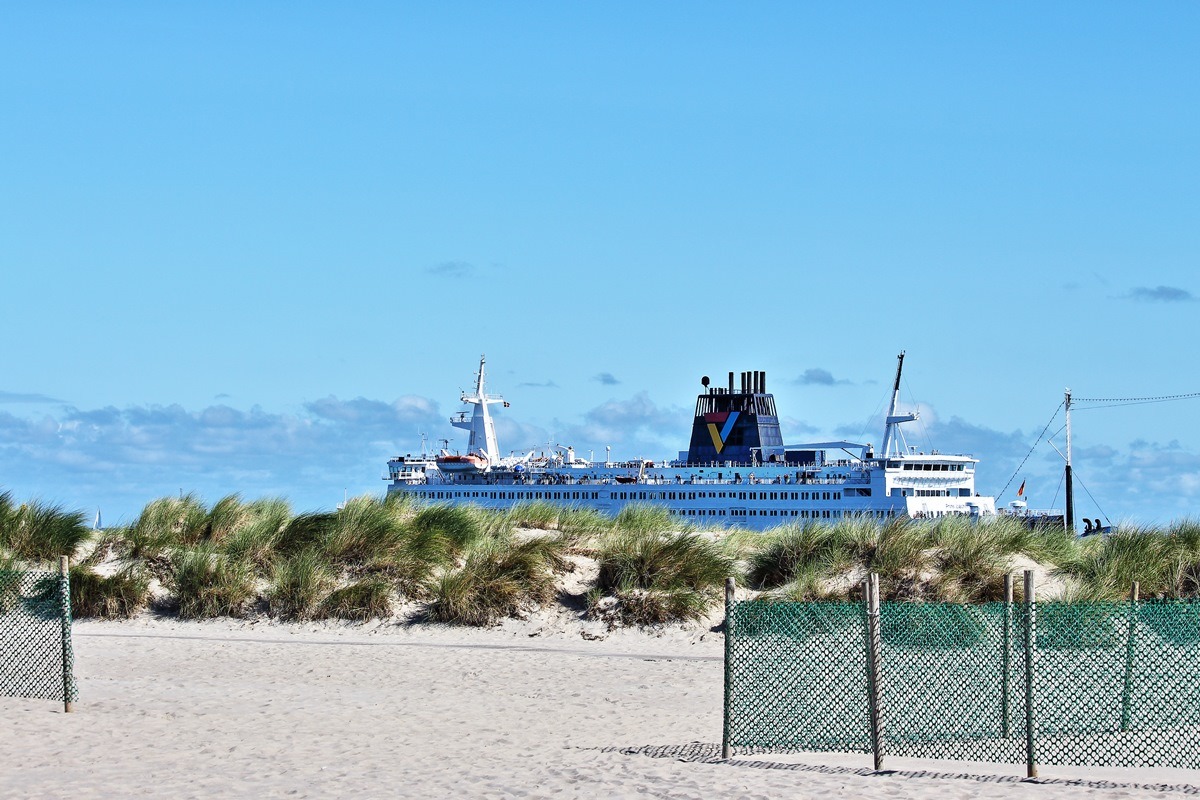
[2,390,1197,526]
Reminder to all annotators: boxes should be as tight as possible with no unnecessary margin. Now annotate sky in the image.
[2,3,1198,526]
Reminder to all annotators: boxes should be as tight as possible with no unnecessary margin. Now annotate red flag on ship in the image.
[1017,480,1026,497]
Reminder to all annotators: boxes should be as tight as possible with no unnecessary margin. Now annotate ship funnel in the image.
[728,371,734,394]
[761,371,767,393]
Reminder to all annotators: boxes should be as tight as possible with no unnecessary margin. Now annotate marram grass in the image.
[23,488,1200,627]
[0,496,92,564]
[268,550,335,620]
[169,545,257,619]
[425,534,568,626]
[69,564,150,619]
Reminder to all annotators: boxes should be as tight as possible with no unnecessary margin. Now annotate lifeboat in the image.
[436,453,489,473]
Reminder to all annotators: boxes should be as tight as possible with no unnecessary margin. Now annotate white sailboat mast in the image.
[880,351,918,458]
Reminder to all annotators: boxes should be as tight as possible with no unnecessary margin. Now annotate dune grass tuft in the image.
[1058,526,1177,599]
[745,521,851,590]
[591,529,733,625]
[268,550,334,620]
[220,498,292,573]
[322,495,408,566]
[928,517,1012,603]
[426,535,568,626]
[0,498,92,564]
[169,545,257,619]
[316,579,393,620]
[613,504,680,537]
[69,565,150,618]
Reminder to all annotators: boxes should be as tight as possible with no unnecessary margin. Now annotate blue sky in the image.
[2,3,1198,525]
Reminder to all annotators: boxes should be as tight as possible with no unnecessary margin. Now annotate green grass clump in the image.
[1058,526,1177,599]
[426,535,568,626]
[131,494,209,547]
[613,504,679,537]
[220,498,292,573]
[852,518,933,599]
[1165,519,1200,597]
[369,504,491,598]
[591,529,733,625]
[204,494,256,543]
[268,550,334,620]
[929,517,1012,603]
[316,579,393,620]
[745,521,851,590]
[69,565,150,618]
[321,495,408,565]
[0,496,92,564]
[764,565,847,602]
[505,501,561,530]
[274,511,338,557]
[169,545,257,619]
[554,506,612,549]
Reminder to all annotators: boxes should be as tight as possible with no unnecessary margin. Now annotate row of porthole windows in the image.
[420,489,856,503]
[424,490,601,501]
[684,508,896,519]
[612,490,843,502]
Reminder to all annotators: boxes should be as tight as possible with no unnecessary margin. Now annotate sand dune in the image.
[3,617,1196,798]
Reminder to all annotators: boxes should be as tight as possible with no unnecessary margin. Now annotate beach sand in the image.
[3,617,1197,799]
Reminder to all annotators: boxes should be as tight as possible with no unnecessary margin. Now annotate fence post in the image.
[1002,573,1013,738]
[864,572,885,771]
[1023,569,1036,779]
[1120,581,1140,732]
[59,556,74,714]
[722,576,735,759]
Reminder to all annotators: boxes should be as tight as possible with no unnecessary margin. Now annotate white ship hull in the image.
[384,355,999,531]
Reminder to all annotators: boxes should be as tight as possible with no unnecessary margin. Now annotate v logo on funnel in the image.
[705,411,740,454]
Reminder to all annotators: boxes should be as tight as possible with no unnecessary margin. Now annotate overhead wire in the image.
[996,400,1063,501]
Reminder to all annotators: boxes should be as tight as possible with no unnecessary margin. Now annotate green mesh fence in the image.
[0,569,77,705]
[725,595,1200,769]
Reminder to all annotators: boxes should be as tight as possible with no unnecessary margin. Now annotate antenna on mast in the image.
[880,352,918,458]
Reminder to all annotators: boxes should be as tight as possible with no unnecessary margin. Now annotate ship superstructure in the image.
[385,354,998,530]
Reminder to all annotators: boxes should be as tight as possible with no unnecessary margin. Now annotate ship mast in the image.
[451,354,506,465]
[880,352,918,458]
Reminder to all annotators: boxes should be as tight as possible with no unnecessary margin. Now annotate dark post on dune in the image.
[59,556,74,713]
[864,573,884,771]
[722,576,735,760]
[1023,569,1036,779]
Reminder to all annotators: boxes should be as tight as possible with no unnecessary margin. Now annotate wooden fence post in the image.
[59,556,73,714]
[1002,573,1013,738]
[864,572,884,771]
[1023,569,1036,779]
[1120,581,1140,732]
[722,576,735,759]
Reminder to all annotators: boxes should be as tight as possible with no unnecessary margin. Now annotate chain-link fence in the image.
[724,576,1200,771]
[0,566,77,709]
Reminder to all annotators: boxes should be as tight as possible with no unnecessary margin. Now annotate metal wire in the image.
[996,401,1064,501]
[725,596,1200,768]
[0,569,77,703]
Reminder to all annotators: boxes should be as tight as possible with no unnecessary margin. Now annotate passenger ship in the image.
[384,354,998,530]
